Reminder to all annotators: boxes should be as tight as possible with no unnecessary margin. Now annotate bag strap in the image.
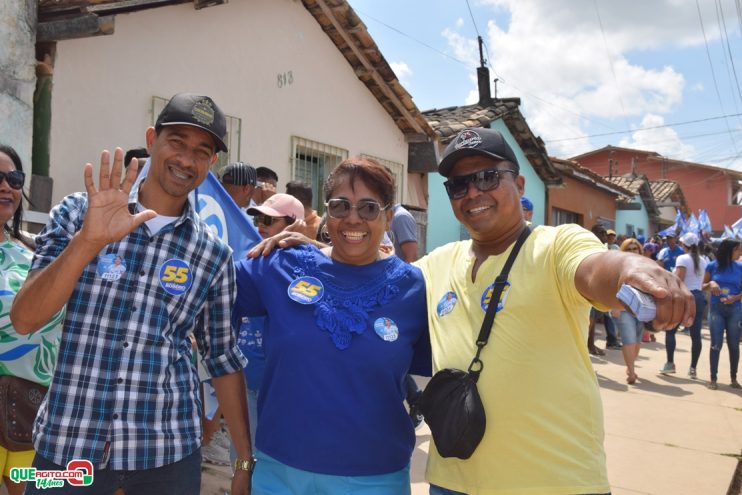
[468,226,531,380]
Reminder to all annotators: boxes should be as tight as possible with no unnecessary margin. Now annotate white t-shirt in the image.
[674,253,708,291]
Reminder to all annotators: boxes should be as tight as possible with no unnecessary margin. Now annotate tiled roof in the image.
[550,157,634,196]
[38,0,435,141]
[423,98,562,186]
[604,175,662,218]
[649,179,679,202]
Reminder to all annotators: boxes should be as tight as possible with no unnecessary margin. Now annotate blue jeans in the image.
[604,313,619,346]
[709,302,742,381]
[24,449,201,495]
[689,290,707,368]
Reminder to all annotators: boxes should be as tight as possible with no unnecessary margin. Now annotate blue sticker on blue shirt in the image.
[287,276,324,304]
[373,317,399,342]
[159,258,193,296]
[97,253,127,282]
[436,291,458,317]
[480,282,511,312]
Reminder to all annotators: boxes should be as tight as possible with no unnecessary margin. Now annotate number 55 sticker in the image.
[159,259,193,296]
[288,277,324,304]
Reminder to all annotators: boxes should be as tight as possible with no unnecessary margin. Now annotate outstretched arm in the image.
[11,148,156,334]
[575,250,694,330]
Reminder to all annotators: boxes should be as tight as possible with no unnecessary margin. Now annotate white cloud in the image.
[618,114,695,160]
[455,17,464,29]
[390,61,413,85]
[441,0,741,161]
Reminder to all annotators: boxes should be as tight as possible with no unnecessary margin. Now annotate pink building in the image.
[572,146,742,232]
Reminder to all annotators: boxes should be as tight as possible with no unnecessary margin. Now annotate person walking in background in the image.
[658,232,686,375]
[610,238,645,384]
[520,196,533,224]
[0,145,64,495]
[252,167,278,206]
[674,232,709,379]
[605,229,619,250]
[588,224,622,355]
[219,161,257,210]
[389,203,419,262]
[285,181,322,240]
[703,239,742,390]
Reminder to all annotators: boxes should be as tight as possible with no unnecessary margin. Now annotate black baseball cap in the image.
[155,93,228,152]
[439,127,519,177]
[220,161,257,186]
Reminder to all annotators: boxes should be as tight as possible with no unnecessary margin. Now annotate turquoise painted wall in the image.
[615,199,650,239]
[425,121,546,253]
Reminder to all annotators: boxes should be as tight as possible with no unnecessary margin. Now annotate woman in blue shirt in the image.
[703,239,742,390]
[234,157,430,494]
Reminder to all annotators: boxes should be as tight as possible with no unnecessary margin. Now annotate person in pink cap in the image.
[247,193,304,239]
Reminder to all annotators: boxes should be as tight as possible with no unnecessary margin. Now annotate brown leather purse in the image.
[0,375,48,451]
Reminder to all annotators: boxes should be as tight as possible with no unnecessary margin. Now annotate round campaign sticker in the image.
[374,317,399,342]
[97,253,127,282]
[480,282,511,312]
[159,259,193,296]
[287,276,324,305]
[436,291,458,317]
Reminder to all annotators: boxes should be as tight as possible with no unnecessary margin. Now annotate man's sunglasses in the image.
[325,198,388,221]
[253,215,286,227]
[0,170,25,190]
[443,169,517,200]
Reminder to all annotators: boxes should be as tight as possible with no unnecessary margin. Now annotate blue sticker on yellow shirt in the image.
[159,258,193,296]
[97,253,127,282]
[480,282,511,312]
[374,317,399,342]
[436,291,458,317]
[287,276,324,304]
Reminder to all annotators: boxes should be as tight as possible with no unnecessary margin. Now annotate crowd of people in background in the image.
[584,223,741,391]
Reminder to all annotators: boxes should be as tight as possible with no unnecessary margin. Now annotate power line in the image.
[593,0,632,132]
[545,112,742,142]
[351,8,470,67]
[465,0,492,69]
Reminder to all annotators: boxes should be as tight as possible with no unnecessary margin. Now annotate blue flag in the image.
[657,224,677,237]
[685,212,700,235]
[194,172,261,260]
[723,225,737,239]
[698,209,712,233]
[674,209,687,233]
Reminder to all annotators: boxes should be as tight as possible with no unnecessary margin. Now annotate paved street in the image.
[200,324,742,495]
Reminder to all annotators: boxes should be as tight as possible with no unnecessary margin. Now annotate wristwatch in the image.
[233,456,257,474]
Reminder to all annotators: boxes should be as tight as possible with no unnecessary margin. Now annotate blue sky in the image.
[347,0,742,169]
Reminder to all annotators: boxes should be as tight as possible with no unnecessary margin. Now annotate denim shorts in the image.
[612,311,643,344]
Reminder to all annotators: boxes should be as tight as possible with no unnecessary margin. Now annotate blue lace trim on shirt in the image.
[292,248,409,350]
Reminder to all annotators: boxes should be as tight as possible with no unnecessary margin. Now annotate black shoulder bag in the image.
[418,226,531,459]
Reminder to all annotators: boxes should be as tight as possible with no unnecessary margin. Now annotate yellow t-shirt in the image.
[416,224,610,495]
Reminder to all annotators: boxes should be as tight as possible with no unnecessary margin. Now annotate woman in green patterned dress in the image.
[0,144,63,495]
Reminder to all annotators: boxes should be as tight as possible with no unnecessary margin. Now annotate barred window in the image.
[291,137,348,214]
[361,154,405,205]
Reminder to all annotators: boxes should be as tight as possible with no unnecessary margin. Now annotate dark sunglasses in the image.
[253,214,286,227]
[326,198,388,221]
[443,168,517,200]
[0,170,25,190]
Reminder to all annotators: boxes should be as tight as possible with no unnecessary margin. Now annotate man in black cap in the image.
[220,161,258,210]
[11,93,253,495]
[416,127,694,494]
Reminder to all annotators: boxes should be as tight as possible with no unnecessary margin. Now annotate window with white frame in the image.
[361,154,405,205]
[291,137,348,213]
[151,96,241,172]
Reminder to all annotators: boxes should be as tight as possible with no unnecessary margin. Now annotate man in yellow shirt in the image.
[418,128,694,495]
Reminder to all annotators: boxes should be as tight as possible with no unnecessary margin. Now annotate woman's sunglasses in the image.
[325,198,388,221]
[443,168,517,200]
[0,170,25,190]
[253,215,286,227]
